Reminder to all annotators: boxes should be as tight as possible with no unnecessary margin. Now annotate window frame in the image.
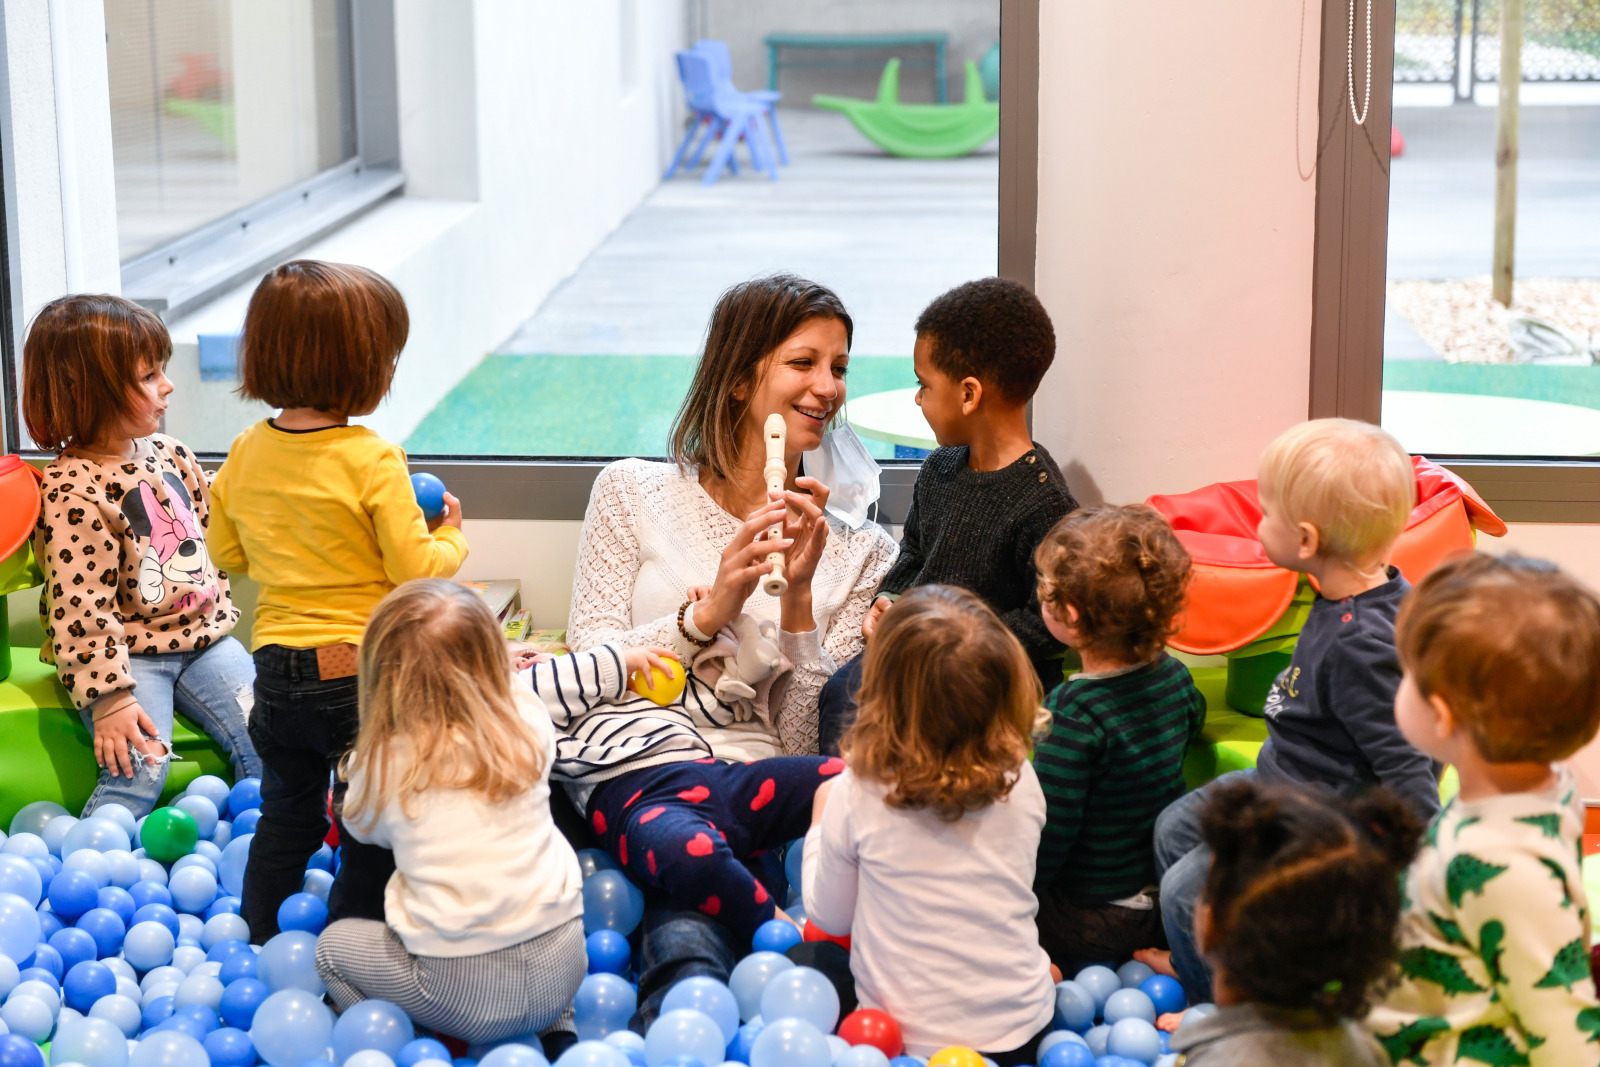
[117,0,404,321]
[1310,0,1600,521]
[1,0,1034,524]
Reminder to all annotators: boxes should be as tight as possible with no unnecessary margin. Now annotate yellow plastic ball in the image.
[629,656,686,706]
[927,1048,985,1067]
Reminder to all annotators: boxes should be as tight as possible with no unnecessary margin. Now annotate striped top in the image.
[1033,654,1206,901]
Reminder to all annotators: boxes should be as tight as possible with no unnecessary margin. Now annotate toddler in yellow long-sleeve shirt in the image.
[206,260,469,943]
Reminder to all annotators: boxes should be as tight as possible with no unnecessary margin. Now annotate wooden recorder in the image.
[762,413,788,597]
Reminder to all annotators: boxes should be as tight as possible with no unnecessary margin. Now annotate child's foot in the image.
[1133,947,1178,978]
[1050,963,1063,983]
[1156,1011,1185,1033]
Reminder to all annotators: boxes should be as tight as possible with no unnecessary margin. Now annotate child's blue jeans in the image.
[77,636,261,818]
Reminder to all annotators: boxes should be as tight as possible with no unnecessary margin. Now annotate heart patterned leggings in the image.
[583,755,843,941]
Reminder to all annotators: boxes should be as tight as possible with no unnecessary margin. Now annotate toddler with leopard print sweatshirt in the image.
[23,294,259,817]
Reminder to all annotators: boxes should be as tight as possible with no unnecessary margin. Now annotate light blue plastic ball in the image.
[0,894,42,964]
[102,852,140,892]
[89,807,137,839]
[51,1013,127,1067]
[477,1046,548,1067]
[217,837,252,900]
[248,988,335,1067]
[1115,961,1154,990]
[1,836,47,861]
[41,820,79,859]
[747,1018,829,1067]
[62,820,131,858]
[88,992,142,1037]
[129,1028,211,1067]
[553,1042,630,1067]
[302,869,334,903]
[834,1047,890,1067]
[0,995,54,1042]
[1083,1025,1111,1059]
[124,922,177,971]
[209,822,233,851]
[167,869,217,916]
[172,800,217,844]
[644,1010,727,1067]
[0,861,40,911]
[1037,1030,1089,1061]
[170,857,216,881]
[1105,1018,1162,1065]
[581,872,645,938]
[662,977,739,1045]
[331,998,414,1063]
[10,803,71,839]
[200,914,249,951]
[783,841,803,894]
[758,967,839,1036]
[1102,989,1156,1026]
[173,974,225,1012]
[170,946,207,975]
[604,1032,646,1052]
[63,851,111,891]
[256,931,322,995]
[398,1040,454,1067]
[574,973,637,1041]
[136,861,167,887]
[0,954,20,998]
[183,778,233,815]
[1072,967,1120,1015]
[727,953,793,1023]
[1054,980,1096,1032]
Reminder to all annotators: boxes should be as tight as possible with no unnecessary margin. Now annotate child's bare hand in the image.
[624,646,680,678]
[1156,1011,1185,1033]
[772,905,802,932]
[428,492,464,532]
[861,596,892,639]
[508,642,554,671]
[685,585,713,603]
[94,702,161,778]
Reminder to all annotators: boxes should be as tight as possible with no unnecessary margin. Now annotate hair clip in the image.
[1321,979,1343,994]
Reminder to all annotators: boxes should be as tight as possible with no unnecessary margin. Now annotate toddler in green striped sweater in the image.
[1029,505,1206,975]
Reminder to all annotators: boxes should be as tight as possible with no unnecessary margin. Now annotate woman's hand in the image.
[694,501,793,636]
[94,702,161,778]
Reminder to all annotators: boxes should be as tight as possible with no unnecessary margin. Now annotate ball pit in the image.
[0,788,1208,1067]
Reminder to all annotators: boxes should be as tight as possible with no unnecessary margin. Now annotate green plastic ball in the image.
[141,806,200,862]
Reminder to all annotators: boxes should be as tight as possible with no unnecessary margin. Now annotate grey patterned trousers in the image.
[315,916,586,1045]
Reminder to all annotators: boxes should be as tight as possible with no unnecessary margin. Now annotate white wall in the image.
[1030,0,1321,507]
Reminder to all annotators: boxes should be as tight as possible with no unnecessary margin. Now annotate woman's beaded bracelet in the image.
[678,600,713,648]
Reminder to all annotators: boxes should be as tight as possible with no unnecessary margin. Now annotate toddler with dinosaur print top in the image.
[1368,553,1600,1066]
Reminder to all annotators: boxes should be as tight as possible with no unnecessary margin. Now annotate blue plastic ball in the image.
[585,930,630,975]
[1136,975,1186,1017]
[411,473,448,521]
[573,972,636,1040]
[0,1033,46,1067]
[276,892,328,935]
[226,781,262,821]
[582,871,645,937]
[15,967,57,993]
[398,1039,453,1067]
[230,810,261,838]
[1039,1041,1095,1067]
[725,1021,762,1066]
[1102,988,1156,1026]
[49,925,99,970]
[331,997,415,1063]
[35,909,63,942]
[75,906,127,957]
[143,994,178,1031]
[64,958,118,1011]
[217,948,258,985]
[26,857,54,896]
[131,902,181,939]
[218,977,269,1030]
[21,943,61,981]
[128,881,173,910]
[47,868,100,920]
[574,849,620,881]
[305,844,335,874]
[204,896,243,921]
[97,885,136,925]
[750,920,802,956]
[204,1026,258,1067]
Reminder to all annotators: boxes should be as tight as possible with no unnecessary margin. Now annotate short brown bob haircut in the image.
[239,260,409,416]
[23,294,172,453]
[843,584,1040,821]
[1035,504,1192,664]
[1396,552,1600,764]
[914,277,1055,406]
[669,274,852,480]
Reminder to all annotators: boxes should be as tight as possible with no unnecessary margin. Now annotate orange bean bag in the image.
[1148,457,1505,657]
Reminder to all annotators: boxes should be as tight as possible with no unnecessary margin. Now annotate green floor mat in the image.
[406,354,916,458]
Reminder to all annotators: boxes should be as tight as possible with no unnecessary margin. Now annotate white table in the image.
[844,387,937,450]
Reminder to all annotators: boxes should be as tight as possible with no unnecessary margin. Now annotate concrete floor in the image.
[496,108,999,358]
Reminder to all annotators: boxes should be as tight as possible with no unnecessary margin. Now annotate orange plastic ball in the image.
[927,1048,985,1067]
[838,1009,903,1059]
[802,918,852,952]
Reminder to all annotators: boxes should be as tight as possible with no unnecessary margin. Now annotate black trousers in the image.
[239,644,395,943]
[1035,883,1167,979]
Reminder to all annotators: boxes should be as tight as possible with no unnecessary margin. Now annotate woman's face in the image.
[743,316,850,457]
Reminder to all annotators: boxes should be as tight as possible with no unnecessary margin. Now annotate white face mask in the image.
[803,423,881,529]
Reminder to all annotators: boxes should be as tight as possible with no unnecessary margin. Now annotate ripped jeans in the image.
[77,636,261,818]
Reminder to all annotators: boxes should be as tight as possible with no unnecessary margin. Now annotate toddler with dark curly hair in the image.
[1028,504,1206,975]
[1163,777,1418,1066]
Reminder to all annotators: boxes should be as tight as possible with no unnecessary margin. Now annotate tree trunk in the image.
[1492,0,1523,307]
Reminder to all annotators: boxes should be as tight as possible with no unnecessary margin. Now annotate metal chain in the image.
[1348,0,1372,124]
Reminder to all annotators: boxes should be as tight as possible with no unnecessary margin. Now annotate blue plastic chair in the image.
[694,39,788,166]
[664,51,777,185]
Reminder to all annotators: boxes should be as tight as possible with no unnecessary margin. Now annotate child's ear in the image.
[960,376,983,416]
[1428,691,1459,740]
[1296,520,1322,561]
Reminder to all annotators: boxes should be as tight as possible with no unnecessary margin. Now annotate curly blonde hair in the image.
[342,580,544,827]
[843,585,1039,821]
[1034,505,1192,663]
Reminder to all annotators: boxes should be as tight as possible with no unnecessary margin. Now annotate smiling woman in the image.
[555,274,898,1027]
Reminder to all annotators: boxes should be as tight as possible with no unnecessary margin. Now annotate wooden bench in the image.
[764,32,948,103]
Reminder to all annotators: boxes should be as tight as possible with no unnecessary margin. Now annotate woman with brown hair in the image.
[560,273,897,1025]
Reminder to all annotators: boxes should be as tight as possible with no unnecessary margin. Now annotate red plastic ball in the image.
[802,919,851,952]
[838,1008,903,1058]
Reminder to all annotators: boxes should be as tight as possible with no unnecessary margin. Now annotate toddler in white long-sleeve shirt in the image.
[803,585,1055,1065]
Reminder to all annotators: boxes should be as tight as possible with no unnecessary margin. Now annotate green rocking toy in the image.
[814,57,999,159]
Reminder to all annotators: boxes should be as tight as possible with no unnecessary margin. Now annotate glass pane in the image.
[1383,0,1600,457]
[105,0,356,262]
[402,4,999,459]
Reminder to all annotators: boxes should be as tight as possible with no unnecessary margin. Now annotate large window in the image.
[1380,0,1600,459]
